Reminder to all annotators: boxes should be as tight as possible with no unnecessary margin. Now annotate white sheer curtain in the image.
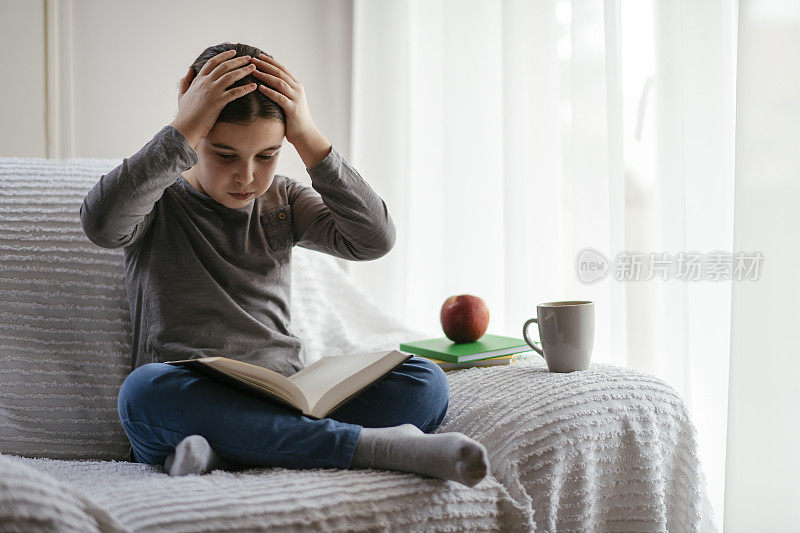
[348,0,736,525]
[724,1,800,529]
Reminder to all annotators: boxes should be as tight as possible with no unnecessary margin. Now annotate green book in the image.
[399,334,530,363]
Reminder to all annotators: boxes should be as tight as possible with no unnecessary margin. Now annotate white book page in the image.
[288,351,392,410]
[208,357,307,409]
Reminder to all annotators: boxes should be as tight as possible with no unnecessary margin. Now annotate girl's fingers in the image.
[256,53,299,84]
[178,68,191,95]
[211,55,253,82]
[250,58,297,90]
[199,49,237,77]
[216,63,257,87]
[225,83,258,102]
[258,83,290,108]
[251,71,294,99]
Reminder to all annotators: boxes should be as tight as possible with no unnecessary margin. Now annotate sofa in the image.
[0,155,718,532]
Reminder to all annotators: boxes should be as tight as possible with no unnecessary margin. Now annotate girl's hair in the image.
[189,42,286,124]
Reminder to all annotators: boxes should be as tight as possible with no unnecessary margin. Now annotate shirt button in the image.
[278,212,286,220]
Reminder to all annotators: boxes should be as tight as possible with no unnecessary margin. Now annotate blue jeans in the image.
[117,356,450,470]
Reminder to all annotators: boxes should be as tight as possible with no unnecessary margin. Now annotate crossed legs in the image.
[118,357,488,486]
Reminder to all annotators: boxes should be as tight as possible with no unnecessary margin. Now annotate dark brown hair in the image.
[189,42,285,124]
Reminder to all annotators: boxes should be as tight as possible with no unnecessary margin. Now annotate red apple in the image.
[440,294,490,343]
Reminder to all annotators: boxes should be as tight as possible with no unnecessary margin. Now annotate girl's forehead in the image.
[208,120,285,149]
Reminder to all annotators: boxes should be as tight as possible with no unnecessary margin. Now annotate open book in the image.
[163,350,412,419]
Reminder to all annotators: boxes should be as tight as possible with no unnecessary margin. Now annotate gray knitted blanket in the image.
[2,358,717,532]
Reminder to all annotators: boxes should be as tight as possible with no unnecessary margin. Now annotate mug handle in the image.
[522,318,544,357]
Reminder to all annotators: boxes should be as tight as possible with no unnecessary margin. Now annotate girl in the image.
[80,42,489,487]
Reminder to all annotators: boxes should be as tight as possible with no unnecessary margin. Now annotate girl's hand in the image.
[249,54,319,146]
[170,50,258,150]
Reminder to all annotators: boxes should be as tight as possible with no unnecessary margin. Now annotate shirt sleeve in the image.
[79,125,199,249]
[287,146,396,261]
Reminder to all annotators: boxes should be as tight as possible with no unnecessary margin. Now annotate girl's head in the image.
[182,42,285,209]
[190,42,285,125]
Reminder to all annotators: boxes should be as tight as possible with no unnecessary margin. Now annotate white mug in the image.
[522,301,595,372]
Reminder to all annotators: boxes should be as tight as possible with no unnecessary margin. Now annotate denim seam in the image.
[120,416,355,468]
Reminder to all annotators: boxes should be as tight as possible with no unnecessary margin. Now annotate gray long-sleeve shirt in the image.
[80,125,395,377]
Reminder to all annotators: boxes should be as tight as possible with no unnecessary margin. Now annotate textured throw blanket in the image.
[2,452,530,532]
[440,357,718,532]
[4,357,717,532]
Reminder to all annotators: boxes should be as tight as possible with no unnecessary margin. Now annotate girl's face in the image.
[182,118,285,209]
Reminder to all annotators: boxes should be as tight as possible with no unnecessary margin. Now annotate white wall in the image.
[0,0,48,157]
[0,0,352,191]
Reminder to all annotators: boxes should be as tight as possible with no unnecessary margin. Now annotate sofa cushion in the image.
[7,454,533,532]
[0,453,128,532]
[0,157,135,460]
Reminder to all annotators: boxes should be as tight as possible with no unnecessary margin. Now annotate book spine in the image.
[420,355,516,371]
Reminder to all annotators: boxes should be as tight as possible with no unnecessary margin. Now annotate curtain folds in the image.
[724,1,800,529]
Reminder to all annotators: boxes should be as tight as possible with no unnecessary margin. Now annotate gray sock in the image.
[350,424,489,487]
[164,434,228,476]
